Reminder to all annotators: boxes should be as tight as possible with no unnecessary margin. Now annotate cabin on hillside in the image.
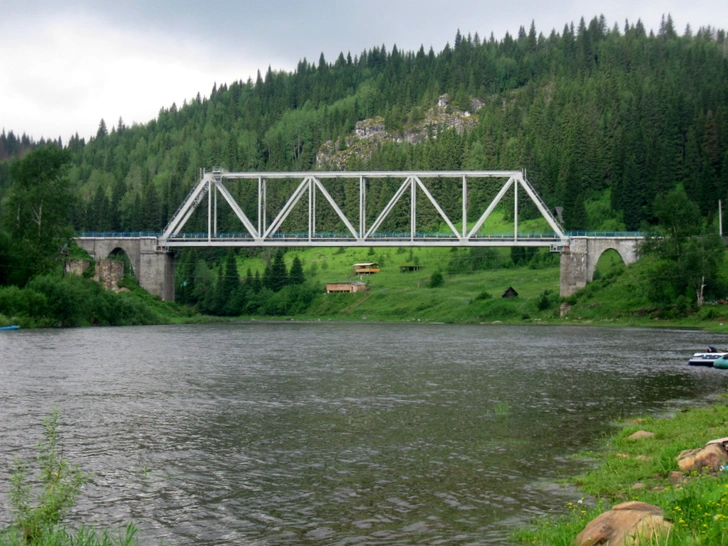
[353,262,380,275]
[502,287,519,298]
[399,264,423,272]
[326,281,369,293]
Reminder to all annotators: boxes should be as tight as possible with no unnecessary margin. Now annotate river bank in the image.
[195,245,728,333]
[512,394,728,545]
[5,244,728,332]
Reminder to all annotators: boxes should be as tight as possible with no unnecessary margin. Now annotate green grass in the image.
[512,398,728,545]
[0,523,138,546]
[179,208,728,330]
[229,244,562,323]
[212,238,728,334]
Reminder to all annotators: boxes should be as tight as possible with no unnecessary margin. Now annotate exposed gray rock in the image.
[316,97,480,169]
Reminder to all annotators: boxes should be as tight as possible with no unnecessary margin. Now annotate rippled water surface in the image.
[2,322,728,544]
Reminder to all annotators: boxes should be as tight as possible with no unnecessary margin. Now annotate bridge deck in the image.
[76,231,645,250]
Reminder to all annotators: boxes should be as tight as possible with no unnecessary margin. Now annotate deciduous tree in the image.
[641,186,724,306]
[1,145,74,284]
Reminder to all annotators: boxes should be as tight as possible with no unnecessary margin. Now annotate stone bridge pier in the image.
[560,237,641,297]
[75,237,175,301]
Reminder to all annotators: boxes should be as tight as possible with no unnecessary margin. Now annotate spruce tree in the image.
[222,250,242,315]
[289,256,305,285]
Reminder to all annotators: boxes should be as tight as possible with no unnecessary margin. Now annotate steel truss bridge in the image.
[158,170,567,249]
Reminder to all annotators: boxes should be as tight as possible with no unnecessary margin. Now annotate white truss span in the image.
[159,170,567,248]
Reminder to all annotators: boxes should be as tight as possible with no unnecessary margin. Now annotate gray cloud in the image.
[1,0,726,141]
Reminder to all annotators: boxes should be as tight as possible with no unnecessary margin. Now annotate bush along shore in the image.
[512,395,728,545]
[1,408,138,545]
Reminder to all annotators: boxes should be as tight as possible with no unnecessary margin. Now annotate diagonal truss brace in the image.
[213,179,260,240]
[161,172,213,239]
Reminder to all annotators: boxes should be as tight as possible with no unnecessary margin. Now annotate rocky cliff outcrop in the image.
[316,94,481,169]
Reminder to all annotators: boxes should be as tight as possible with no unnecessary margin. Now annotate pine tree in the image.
[265,250,288,292]
[222,250,241,315]
[289,256,305,285]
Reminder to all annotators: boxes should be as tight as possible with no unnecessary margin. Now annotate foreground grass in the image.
[0,524,137,546]
[512,397,728,545]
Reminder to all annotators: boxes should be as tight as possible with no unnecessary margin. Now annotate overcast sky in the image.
[1,0,726,143]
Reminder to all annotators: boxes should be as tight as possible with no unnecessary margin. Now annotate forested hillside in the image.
[1,14,727,236]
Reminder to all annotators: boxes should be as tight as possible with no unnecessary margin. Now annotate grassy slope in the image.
[512,398,728,545]
[228,210,728,331]
[297,245,559,323]
[224,210,560,322]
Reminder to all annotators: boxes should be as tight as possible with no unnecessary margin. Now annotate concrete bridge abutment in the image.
[75,237,175,301]
[560,236,640,297]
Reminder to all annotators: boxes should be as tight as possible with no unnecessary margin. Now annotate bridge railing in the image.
[565,231,647,238]
[161,231,564,240]
[75,230,646,243]
[77,232,162,238]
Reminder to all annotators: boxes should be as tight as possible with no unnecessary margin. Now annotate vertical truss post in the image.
[360,176,366,239]
[462,175,467,238]
[257,177,262,235]
[258,177,268,236]
[213,182,218,236]
[207,178,212,242]
[411,177,416,242]
[513,181,518,240]
[308,177,314,242]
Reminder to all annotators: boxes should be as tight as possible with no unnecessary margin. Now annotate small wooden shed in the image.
[502,286,519,298]
[353,262,380,274]
[326,281,369,293]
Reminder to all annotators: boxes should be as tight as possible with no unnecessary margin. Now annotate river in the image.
[1,322,727,544]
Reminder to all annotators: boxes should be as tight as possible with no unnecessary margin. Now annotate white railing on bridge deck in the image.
[77,232,160,238]
[77,231,646,239]
[75,230,646,250]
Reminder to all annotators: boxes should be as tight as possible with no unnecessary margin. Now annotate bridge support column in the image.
[560,238,589,297]
[139,245,175,302]
[560,237,640,297]
[75,237,175,301]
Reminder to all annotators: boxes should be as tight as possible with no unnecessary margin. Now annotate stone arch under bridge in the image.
[75,237,175,301]
[560,236,641,297]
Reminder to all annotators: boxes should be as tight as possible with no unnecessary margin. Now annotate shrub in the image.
[7,408,87,543]
[537,289,554,311]
[474,290,492,301]
[3,409,139,545]
[0,286,48,319]
[26,275,90,327]
[429,271,444,288]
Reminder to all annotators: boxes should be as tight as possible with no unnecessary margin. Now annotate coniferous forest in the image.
[1,14,728,320]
